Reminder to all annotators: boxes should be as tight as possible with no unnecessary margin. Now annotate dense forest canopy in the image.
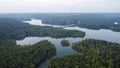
[0,13,120,32]
[0,18,85,40]
[49,39,120,68]
[0,15,85,68]
[0,40,56,68]
[0,13,120,68]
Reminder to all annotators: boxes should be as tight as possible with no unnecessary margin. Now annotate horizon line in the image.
[0,12,120,14]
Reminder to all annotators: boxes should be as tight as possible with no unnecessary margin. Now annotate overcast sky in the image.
[0,0,120,13]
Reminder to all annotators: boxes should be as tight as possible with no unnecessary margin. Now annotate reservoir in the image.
[16,19,120,68]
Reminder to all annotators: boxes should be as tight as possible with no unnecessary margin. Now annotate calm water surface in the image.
[16,19,120,68]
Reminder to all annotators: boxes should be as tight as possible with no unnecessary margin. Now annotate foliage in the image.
[0,40,56,68]
[0,13,120,32]
[49,39,120,68]
[61,39,70,46]
[0,18,85,40]
[38,13,120,32]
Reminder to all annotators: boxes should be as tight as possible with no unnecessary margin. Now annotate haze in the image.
[0,0,120,13]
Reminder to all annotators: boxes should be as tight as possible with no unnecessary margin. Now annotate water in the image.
[16,37,81,56]
[65,27,120,43]
[21,19,120,43]
[17,19,120,68]
[23,19,64,27]
[114,22,119,25]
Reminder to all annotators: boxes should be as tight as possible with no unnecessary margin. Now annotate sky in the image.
[0,0,120,13]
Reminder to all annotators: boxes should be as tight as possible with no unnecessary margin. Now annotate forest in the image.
[0,13,120,68]
[0,13,119,32]
[0,17,85,68]
[0,40,56,68]
[41,14,120,32]
[0,18,85,40]
[49,39,120,68]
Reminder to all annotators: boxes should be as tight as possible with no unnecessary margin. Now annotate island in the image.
[61,39,70,46]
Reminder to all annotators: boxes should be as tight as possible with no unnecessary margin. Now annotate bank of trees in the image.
[0,17,85,68]
[41,14,120,32]
[49,39,120,68]
[0,18,85,40]
[0,13,120,32]
[0,40,56,68]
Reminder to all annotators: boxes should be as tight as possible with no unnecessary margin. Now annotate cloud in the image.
[0,0,119,13]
